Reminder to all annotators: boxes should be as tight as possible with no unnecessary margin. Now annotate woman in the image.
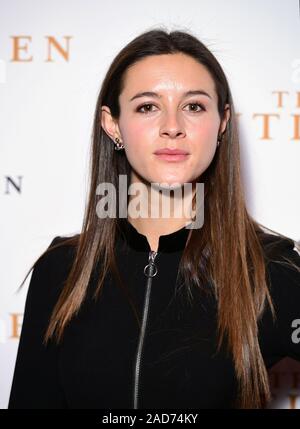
[8,29,300,409]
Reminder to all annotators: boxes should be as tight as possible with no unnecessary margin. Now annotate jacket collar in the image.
[117,218,192,253]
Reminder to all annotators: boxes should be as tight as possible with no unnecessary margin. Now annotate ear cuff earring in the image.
[114,137,124,151]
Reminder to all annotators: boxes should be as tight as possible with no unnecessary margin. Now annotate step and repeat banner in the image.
[0,0,299,409]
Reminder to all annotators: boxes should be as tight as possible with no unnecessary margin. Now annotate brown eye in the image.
[136,103,156,114]
[186,103,205,112]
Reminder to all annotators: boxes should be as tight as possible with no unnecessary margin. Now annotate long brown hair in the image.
[19,28,300,408]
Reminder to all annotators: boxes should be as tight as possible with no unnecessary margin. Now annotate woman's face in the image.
[102,52,230,188]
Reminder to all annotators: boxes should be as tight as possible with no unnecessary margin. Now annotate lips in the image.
[154,148,190,162]
[154,148,190,155]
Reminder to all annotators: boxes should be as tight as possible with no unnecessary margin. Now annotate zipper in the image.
[133,250,159,409]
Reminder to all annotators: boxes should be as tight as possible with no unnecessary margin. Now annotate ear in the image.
[219,103,231,135]
[100,106,122,141]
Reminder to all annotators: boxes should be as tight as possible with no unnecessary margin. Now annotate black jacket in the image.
[8,220,300,409]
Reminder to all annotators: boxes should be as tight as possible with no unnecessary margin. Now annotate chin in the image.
[150,178,187,190]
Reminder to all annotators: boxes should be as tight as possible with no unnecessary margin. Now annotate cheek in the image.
[188,116,220,171]
[191,115,219,153]
[118,116,156,155]
[191,114,219,142]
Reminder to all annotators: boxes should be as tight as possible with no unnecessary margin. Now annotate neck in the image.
[127,179,195,252]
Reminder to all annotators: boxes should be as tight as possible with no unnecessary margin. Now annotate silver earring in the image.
[114,137,124,151]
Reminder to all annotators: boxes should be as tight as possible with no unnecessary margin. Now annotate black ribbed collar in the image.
[117,218,192,253]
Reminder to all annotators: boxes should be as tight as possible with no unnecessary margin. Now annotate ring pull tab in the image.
[144,263,158,278]
[143,250,158,278]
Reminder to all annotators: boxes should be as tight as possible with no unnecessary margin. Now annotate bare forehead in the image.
[121,53,216,97]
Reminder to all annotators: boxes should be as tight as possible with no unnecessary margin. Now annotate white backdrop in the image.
[0,0,299,409]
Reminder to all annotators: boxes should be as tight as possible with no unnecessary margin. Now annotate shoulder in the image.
[257,231,300,283]
[257,230,298,259]
[258,231,300,315]
[257,233,300,362]
[36,234,79,271]
[25,234,79,307]
[256,231,299,270]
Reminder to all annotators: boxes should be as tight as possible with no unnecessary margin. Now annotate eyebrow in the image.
[129,89,212,102]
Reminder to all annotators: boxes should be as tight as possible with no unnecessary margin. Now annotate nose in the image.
[159,111,186,139]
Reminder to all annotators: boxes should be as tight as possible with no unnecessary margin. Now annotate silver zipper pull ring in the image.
[143,251,158,277]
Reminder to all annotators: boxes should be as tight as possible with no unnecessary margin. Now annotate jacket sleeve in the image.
[265,239,300,363]
[8,237,69,409]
